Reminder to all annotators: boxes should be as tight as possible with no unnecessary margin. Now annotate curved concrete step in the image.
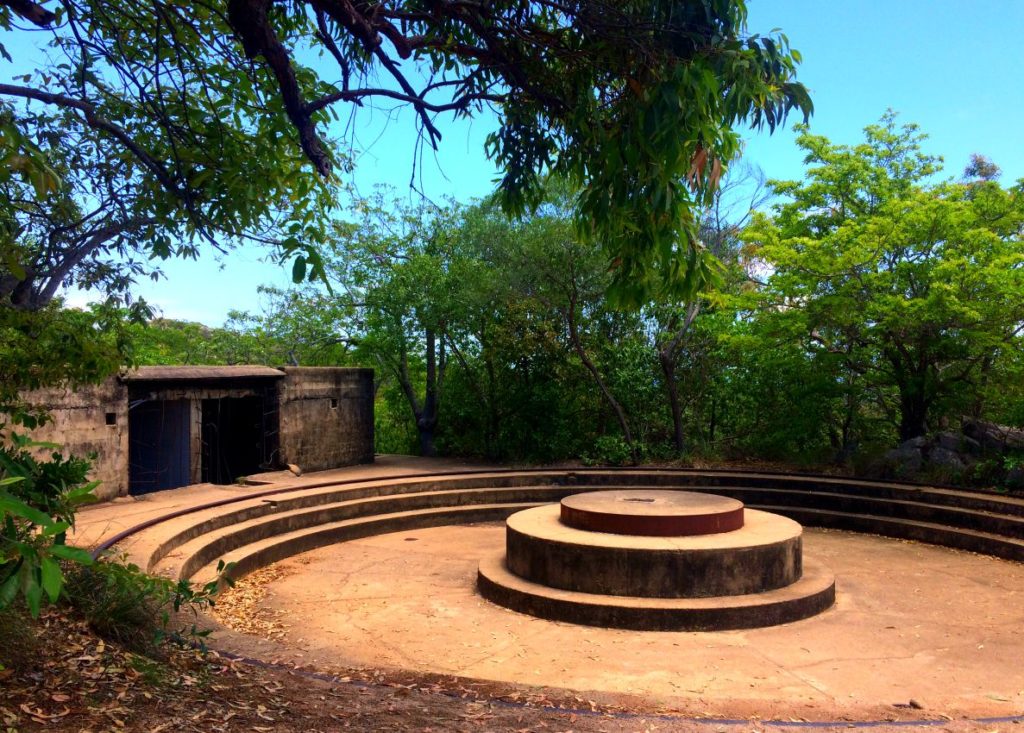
[146,473,566,570]
[157,486,574,580]
[105,470,1024,592]
[702,487,1024,537]
[192,502,541,585]
[477,553,837,631]
[145,478,1024,576]
[759,505,1024,562]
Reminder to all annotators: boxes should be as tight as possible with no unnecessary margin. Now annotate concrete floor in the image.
[217,524,1024,723]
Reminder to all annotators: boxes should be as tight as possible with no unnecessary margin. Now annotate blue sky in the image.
[8,1,1023,324]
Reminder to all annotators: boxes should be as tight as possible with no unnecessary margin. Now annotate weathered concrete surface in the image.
[21,379,129,499]
[21,365,375,499]
[479,551,834,630]
[507,505,803,597]
[560,489,745,536]
[70,454,491,552]
[218,525,1024,723]
[278,367,374,471]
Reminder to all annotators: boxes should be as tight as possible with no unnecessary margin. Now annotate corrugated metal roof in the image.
[120,365,285,382]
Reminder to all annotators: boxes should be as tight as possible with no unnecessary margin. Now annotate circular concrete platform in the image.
[478,552,835,631]
[506,504,803,597]
[560,489,745,536]
[210,525,1024,722]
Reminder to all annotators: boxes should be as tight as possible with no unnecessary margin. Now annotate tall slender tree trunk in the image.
[659,352,685,452]
[417,328,439,456]
[657,302,700,454]
[565,300,636,464]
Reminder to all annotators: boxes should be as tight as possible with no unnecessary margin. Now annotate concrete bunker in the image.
[24,366,375,500]
[124,367,284,493]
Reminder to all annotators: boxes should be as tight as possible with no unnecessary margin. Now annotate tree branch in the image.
[0,0,54,26]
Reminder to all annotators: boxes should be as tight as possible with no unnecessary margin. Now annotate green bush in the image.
[1,433,98,616]
[583,435,636,466]
[64,555,230,655]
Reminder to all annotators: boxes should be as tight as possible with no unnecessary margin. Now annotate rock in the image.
[962,419,1024,454]
[927,446,965,472]
[936,431,962,452]
[287,463,303,477]
[900,436,928,450]
[879,446,923,479]
[908,698,925,710]
[959,435,983,456]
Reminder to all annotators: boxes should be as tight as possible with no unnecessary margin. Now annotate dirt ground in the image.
[3,604,1022,732]
[190,525,1024,731]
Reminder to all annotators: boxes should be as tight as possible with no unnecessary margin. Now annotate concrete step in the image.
[477,552,837,631]
[190,502,541,585]
[157,486,574,580]
[109,470,1024,589]
[705,487,1024,537]
[145,473,570,570]
[758,505,1024,562]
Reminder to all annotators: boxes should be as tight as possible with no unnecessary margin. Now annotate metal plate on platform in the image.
[560,490,744,536]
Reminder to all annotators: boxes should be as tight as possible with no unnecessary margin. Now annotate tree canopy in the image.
[743,114,1024,441]
[1,0,811,303]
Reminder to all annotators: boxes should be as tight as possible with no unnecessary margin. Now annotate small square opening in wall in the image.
[330,398,339,409]
[105,412,117,426]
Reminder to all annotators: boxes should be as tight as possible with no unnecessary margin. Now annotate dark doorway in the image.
[201,396,265,484]
[129,399,190,494]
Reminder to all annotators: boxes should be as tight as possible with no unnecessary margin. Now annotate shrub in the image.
[1,433,98,616]
[583,435,637,466]
[64,555,230,655]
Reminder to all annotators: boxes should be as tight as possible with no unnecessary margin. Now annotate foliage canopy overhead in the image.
[1,0,811,303]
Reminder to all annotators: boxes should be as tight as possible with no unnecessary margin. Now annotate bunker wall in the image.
[278,367,374,471]
[20,378,129,500]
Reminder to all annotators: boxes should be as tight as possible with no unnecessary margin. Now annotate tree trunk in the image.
[898,390,929,441]
[565,302,636,463]
[659,351,685,452]
[417,328,439,456]
[417,421,436,457]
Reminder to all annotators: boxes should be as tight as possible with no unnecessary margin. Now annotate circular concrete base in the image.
[507,504,803,597]
[210,525,1024,720]
[560,489,744,536]
[478,552,835,631]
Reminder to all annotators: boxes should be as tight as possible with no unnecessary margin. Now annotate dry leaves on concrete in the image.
[210,565,290,640]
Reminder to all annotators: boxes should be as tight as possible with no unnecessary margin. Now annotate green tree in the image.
[744,114,1024,442]
[3,0,810,302]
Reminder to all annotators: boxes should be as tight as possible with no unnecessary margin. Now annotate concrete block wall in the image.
[277,367,374,471]
[20,378,129,500]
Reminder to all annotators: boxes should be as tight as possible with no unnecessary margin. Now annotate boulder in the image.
[962,419,1024,454]
[878,446,923,479]
[927,446,965,473]
[936,431,963,453]
[900,436,928,450]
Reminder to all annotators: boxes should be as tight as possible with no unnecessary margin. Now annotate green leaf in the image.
[0,495,53,526]
[24,577,42,618]
[0,567,20,608]
[39,555,62,601]
[41,521,71,537]
[291,255,307,282]
[48,544,93,565]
